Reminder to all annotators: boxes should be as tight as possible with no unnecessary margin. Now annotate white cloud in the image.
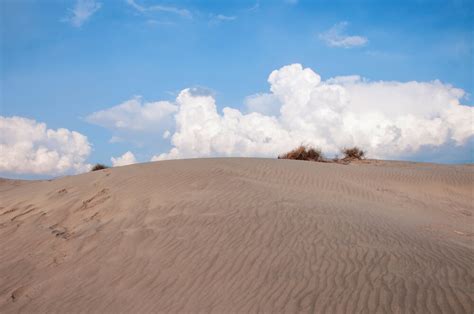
[244,93,281,116]
[0,116,91,175]
[111,151,137,167]
[126,0,191,18]
[150,64,473,161]
[319,22,368,48]
[65,0,102,27]
[86,96,177,133]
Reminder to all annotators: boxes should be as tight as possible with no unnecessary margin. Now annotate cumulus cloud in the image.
[126,0,191,18]
[86,96,177,133]
[150,64,472,161]
[319,22,368,48]
[64,0,102,27]
[0,116,91,175]
[111,151,137,167]
[244,93,281,116]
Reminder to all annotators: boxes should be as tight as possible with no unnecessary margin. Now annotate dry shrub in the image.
[341,147,365,160]
[278,145,324,162]
[91,163,109,171]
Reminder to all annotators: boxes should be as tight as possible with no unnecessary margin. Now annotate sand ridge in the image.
[0,158,473,313]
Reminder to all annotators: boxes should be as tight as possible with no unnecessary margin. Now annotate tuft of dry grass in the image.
[278,145,325,162]
[91,164,109,172]
[341,147,365,160]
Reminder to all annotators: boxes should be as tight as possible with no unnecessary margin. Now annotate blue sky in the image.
[1,0,473,177]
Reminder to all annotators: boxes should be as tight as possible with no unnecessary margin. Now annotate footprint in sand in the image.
[49,225,71,239]
[10,286,27,303]
[79,188,110,211]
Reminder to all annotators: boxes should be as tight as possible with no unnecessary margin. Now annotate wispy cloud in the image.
[64,0,102,27]
[246,1,260,12]
[126,0,191,18]
[146,19,175,27]
[319,22,368,48]
[216,14,237,21]
[209,13,237,25]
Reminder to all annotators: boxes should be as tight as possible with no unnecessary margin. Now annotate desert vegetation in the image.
[91,163,109,171]
[278,145,324,162]
[279,145,366,163]
[341,146,366,161]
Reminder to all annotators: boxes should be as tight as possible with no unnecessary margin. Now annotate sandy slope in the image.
[0,158,472,313]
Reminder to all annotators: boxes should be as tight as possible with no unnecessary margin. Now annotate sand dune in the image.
[0,158,473,313]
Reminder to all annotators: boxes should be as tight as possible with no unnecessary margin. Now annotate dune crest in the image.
[0,158,473,313]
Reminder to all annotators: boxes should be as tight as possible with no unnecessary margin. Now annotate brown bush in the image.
[341,147,365,160]
[278,145,324,162]
[91,163,109,171]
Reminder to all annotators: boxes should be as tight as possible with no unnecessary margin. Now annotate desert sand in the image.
[0,158,472,313]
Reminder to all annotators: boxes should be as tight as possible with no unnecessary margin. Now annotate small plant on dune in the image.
[341,147,365,160]
[278,145,325,162]
[91,163,109,171]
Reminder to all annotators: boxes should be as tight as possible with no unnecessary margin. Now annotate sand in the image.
[0,158,472,313]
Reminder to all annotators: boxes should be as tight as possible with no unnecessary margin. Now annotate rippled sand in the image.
[0,158,472,313]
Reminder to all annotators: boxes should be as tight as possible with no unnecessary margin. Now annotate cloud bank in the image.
[0,116,91,175]
[87,64,472,162]
[65,0,102,27]
[151,64,472,161]
[319,22,368,48]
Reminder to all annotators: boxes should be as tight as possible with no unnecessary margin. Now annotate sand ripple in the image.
[0,158,473,313]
